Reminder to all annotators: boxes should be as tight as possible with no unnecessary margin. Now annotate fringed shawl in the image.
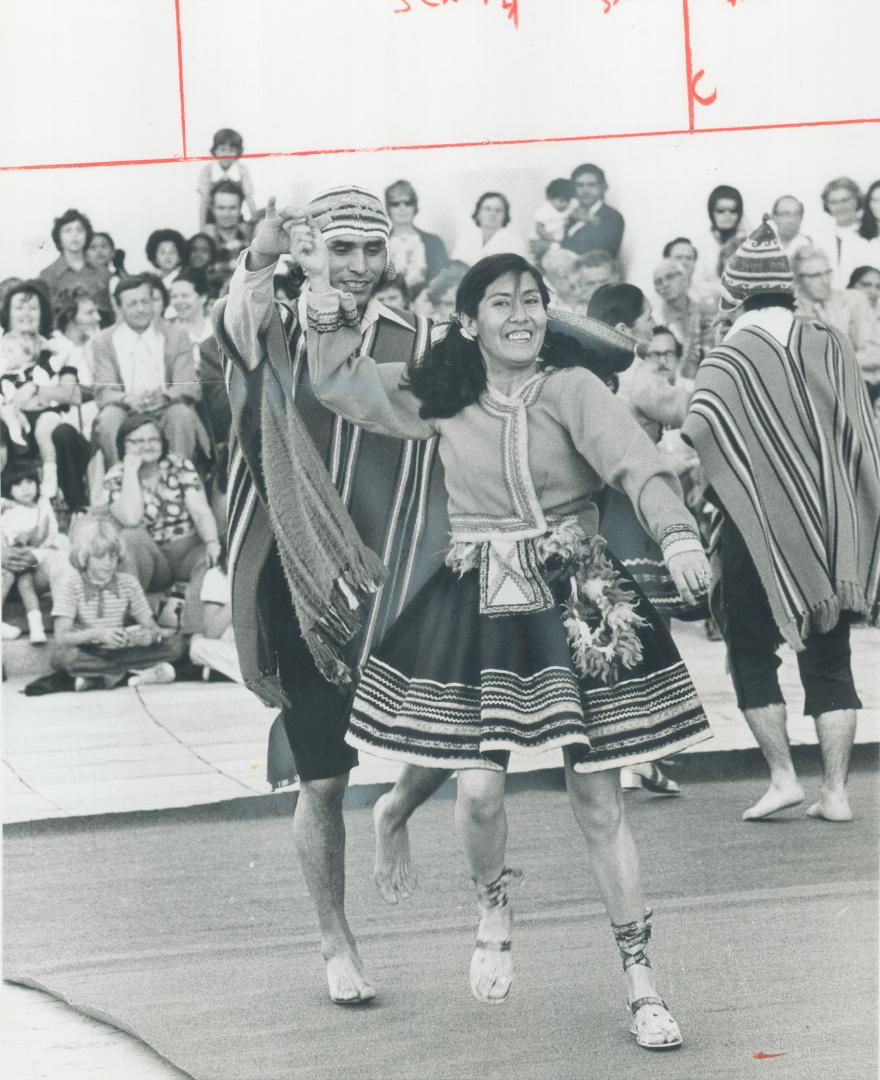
[682,316,880,648]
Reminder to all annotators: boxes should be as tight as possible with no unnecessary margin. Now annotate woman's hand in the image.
[666,548,710,607]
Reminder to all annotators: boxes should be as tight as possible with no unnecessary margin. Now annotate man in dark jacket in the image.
[561,163,626,261]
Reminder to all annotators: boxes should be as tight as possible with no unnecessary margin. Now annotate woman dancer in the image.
[295,224,711,1048]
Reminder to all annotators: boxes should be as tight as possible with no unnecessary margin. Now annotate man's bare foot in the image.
[323,945,377,1005]
[742,781,804,821]
[806,790,853,822]
[373,792,417,905]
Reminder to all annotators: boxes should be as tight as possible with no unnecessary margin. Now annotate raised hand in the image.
[285,211,330,283]
[248,196,295,267]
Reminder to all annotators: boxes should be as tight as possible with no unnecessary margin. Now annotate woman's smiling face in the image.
[462,271,547,370]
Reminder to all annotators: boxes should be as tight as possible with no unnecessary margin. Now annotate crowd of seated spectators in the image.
[1,127,877,691]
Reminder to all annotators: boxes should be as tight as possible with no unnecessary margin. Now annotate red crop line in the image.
[693,116,880,135]
[173,0,188,158]
[3,115,879,174]
[681,0,695,132]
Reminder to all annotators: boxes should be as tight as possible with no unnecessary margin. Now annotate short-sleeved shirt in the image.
[52,570,153,630]
[103,454,202,544]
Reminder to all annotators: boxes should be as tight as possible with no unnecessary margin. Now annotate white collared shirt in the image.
[112,322,166,396]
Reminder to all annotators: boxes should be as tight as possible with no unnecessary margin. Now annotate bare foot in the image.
[471,903,513,1004]
[742,781,804,821]
[373,792,417,905]
[806,790,853,822]
[323,946,377,1005]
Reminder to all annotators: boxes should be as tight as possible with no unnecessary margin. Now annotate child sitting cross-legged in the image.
[50,516,184,691]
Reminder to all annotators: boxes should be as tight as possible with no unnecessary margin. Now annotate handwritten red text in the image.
[394,0,519,30]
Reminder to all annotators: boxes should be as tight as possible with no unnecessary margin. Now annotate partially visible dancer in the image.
[38,209,111,312]
[452,192,527,265]
[770,195,812,258]
[694,185,747,300]
[683,217,880,823]
[384,179,448,293]
[817,176,874,288]
[51,516,183,690]
[302,239,711,1047]
[561,163,625,261]
[197,128,257,229]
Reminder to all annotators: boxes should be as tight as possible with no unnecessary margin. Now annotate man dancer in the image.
[216,187,450,1002]
[683,217,880,822]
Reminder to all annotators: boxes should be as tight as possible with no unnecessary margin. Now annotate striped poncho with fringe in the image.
[682,313,880,649]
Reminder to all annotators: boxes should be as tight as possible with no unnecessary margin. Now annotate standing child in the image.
[50,516,184,691]
[1,459,65,642]
[197,128,257,229]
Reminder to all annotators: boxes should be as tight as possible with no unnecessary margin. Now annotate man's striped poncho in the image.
[682,315,880,649]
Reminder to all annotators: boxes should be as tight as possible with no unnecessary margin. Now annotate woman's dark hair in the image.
[171,266,209,296]
[54,286,97,333]
[847,264,880,289]
[858,180,879,241]
[145,229,188,270]
[0,281,53,337]
[187,232,217,263]
[51,208,94,252]
[707,185,744,241]
[472,191,511,228]
[405,253,608,418]
[115,413,168,462]
[587,283,646,331]
[1,456,41,495]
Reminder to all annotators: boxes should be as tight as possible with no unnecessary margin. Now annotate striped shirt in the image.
[52,570,153,631]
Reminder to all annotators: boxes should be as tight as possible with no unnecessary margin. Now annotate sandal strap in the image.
[630,996,668,1016]
[474,939,512,952]
[474,866,523,910]
[611,907,654,971]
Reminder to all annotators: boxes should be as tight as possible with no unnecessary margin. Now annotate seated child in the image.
[1,459,68,642]
[187,550,241,684]
[532,177,575,246]
[50,516,184,691]
[197,128,257,228]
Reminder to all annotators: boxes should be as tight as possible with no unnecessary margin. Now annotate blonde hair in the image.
[69,515,124,573]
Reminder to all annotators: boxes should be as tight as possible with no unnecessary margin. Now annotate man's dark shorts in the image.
[264,550,359,783]
[714,516,862,717]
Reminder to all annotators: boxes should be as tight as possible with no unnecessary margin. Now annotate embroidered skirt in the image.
[345,532,712,773]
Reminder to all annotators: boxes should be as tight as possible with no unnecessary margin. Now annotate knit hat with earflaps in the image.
[719,213,794,311]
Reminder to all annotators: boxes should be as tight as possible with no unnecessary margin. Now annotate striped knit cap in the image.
[307,185,390,242]
[719,213,794,311]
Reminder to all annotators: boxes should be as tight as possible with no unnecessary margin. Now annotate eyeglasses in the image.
[801,270,832,279]
[125,436,162,447]
[388,199,415,207]
[646,350,679,361]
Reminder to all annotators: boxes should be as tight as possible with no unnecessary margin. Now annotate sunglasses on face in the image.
[388,199,415,208]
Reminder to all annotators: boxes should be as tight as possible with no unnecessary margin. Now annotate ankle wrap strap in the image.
[611,907,654,971]
[474,866,523,909]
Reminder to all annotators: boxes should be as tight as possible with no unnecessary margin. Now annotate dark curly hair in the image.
[145,229,188,270]
[405,253,612,419]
